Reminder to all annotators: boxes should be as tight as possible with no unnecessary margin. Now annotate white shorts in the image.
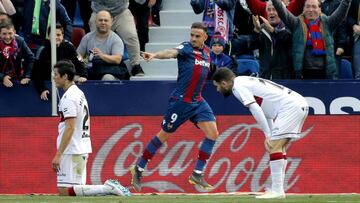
[57,154,88,187]
[270,104,308,141]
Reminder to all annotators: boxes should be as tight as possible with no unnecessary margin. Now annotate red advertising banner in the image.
[0,116,359,194]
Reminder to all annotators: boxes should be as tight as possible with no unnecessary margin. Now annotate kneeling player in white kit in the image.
[212,68,308,199]
[51,60,131,196]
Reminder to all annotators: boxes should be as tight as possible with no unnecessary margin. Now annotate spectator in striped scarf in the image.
[271,0,351,79]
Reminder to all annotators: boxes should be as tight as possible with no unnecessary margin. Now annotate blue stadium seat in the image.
[339,59,354,79]
[236,59,259,76]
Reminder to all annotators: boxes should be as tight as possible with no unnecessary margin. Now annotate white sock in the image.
[73,185,108,196]
[270,159,285,194]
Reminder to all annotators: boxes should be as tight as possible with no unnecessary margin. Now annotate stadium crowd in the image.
[0,0,359,96]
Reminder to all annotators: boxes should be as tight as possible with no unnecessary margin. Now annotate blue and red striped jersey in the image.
[171,41,211,103]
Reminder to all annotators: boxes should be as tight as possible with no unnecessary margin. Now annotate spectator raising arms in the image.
[252,1,294,79]
[246,0,305,18]
[271,0,351,79]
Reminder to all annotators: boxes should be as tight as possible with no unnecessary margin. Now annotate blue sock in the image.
[138,136,163,169]
[194,137,215,172]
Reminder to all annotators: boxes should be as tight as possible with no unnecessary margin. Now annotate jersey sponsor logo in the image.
[195,58,210,67]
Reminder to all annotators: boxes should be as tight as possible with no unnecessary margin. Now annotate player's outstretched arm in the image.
[142,49,178,61]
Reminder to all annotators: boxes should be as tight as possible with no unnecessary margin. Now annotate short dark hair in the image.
[54,59,76,81]
[47,24,64,35]
[0,18,14,31]
[212,67,236,82]
[191,22,208,34]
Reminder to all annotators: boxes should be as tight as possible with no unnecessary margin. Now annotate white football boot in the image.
[104,179,132,196]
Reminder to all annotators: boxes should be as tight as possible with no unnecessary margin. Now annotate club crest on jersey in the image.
[195,58,210,67]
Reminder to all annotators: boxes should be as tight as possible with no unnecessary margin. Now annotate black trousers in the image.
[61,0,92,33]
[129,0,150,51]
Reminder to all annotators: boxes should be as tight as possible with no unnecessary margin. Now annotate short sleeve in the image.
[61,98,77,119]
[174,42,189,57]
[77,34,88,56]
[110,33,124,55]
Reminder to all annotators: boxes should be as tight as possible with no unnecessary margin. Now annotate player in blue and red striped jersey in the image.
[130,22,219,192]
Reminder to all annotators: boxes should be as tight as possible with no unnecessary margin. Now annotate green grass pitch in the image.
[0,194,359,203]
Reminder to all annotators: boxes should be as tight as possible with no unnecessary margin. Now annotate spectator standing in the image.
[51,60,131,197]
[89,0,145,76]
[77,10,129,81]
[61,0,92,33]
[0,19,34,88]
[348,0,360,79]
[32,24,88,100]
[129,0,156,51]
[271,0,351,79]
[246,0,305,18]
[0,0,16,16]
[130,22,219,192]
[22,0,72,54]
[231,0,257,58]
[10,0,24,33]
[252,1,294,79]
[321,0,348,75]
[151,0,162,26]
[190,0,236,48]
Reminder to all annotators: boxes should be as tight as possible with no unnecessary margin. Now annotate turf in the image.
[0,194,359,203]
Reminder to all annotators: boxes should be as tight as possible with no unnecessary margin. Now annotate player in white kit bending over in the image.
[212,68,309,199]
[52,60,130,196]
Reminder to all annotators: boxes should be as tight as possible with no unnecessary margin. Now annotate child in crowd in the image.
[208,34,237,79]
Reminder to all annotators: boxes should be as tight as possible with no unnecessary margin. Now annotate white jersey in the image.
[232,76,308,119]
[58,85,92,154]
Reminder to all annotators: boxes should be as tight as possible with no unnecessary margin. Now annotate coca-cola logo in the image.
[91,123,314,192]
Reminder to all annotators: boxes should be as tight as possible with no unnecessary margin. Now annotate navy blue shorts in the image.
[161,98,216,133]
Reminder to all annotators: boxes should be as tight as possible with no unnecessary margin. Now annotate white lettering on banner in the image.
[91,123,314,192]
[90,123,143,184]
[195,58,210,67]
[306,96,360,114]
[329,97,360,114]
